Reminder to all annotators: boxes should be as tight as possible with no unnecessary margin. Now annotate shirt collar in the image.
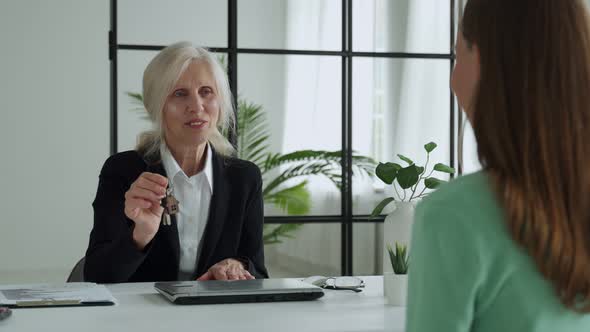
[203,144,213,191]
[160,143,214,192]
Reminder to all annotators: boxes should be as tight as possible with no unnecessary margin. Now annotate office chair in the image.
[67,257,85,282]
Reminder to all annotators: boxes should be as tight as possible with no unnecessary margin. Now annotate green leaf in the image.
[262,162,332,196]
[261,150,375,191]
[237,100,270,163]
[397,154,414,165]
[416,166,425,176]
[264,181,311,215]
[387,242,410,274]
[263,224,303,245]
[126,92,143,104]
[433,163,456,174]
[126,92,150,120]
[424,142,437,153]
[425,177,446,189]
[216,54,228,71]
[375,163,401,184]
[265,150,332,170]
[370,197,395,218]
[396,165,420,189]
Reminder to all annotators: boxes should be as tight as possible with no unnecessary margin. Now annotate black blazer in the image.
[84,148,268,283]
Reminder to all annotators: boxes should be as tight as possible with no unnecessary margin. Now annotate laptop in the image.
[154,278,324,305]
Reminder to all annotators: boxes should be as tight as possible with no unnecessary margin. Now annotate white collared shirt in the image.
[160,143,213,280]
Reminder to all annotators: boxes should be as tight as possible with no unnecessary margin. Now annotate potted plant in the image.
[370,142,455,273]
[236,100,376,244]
[384,242,409,306]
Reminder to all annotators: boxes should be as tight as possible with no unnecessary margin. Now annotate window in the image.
[111,0,459,276]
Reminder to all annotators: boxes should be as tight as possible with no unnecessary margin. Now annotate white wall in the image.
[0,0,109,283]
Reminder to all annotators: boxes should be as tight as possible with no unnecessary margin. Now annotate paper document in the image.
[0,283,117,307]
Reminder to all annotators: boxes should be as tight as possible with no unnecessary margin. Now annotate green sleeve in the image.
[406,201,485,332]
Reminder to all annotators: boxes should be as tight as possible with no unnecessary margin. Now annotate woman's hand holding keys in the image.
[124,172,168,249]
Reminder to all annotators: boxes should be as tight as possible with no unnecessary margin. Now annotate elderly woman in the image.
[84,42,268,283]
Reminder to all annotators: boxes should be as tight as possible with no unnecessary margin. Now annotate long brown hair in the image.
[462,0,590,311]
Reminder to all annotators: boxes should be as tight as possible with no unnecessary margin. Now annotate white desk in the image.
[2,276,405,332]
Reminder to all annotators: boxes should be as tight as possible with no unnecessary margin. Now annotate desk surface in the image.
[2,276,405,332]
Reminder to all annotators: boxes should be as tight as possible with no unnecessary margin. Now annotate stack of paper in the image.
[0,282,117,307]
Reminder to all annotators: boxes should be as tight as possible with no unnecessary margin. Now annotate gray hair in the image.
[136,41,236,159]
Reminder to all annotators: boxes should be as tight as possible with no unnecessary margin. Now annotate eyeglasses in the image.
[303,276,365,292]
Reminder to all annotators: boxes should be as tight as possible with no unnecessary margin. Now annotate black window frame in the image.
[109,0,458,276]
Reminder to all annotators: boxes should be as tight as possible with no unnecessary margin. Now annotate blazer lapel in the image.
[196,149,230,276]
[145,159,181,269]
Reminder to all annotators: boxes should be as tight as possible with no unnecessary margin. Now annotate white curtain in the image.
[266,0,342,278]
[267,0,454,277]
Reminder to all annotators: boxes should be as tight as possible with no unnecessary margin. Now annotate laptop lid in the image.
[154,278,324,305]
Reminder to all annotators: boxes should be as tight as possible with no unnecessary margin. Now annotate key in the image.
[161,185,179,226]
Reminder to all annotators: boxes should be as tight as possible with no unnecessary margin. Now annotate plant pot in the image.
[383,201,415,273]
[383,272,407,306]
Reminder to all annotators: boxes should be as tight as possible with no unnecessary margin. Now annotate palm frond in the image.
[261,151,376,190]
[237,100,270,163]
[264,150,373,168]
[263,150,376,176]
[216,54,227,71]
[264,181,310,215]
[244,135,271,165]
[126,92,151,120]
[263,150,336,171]
[262,162,337,196]
[351,155,379,176]
[126,92,144,105]
[263,223,304,245]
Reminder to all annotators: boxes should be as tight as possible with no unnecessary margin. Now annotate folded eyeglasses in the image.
[303,276,365,292]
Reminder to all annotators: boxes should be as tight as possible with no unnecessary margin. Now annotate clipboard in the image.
[0,283,117,308]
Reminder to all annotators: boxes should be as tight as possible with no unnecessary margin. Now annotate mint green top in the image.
[406,172,590,332]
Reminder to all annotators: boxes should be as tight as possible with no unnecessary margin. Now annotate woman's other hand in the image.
[197,258,254,281]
